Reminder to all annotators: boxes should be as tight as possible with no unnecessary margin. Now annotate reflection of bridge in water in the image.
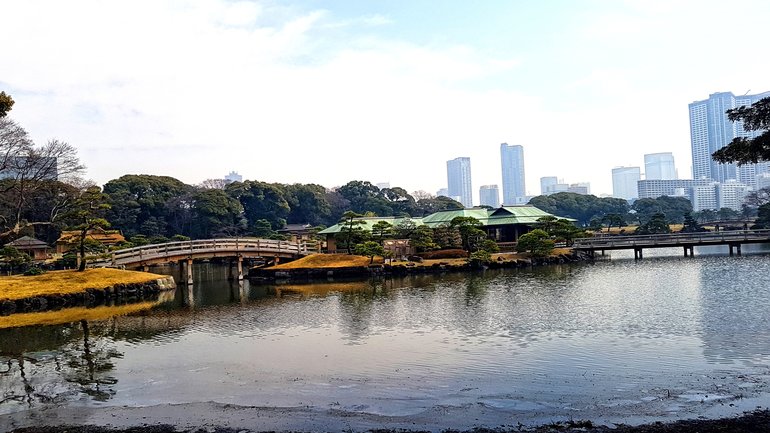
[573,229,770,259]
[109,238,313,282]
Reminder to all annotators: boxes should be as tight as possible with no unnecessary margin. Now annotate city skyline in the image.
[2,1,770,197]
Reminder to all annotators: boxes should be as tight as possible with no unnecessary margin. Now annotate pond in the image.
[3,246,770,429]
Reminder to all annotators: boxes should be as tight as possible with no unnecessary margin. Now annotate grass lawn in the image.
[0,268,166,301]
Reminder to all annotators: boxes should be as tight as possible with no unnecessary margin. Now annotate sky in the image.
[2,0,769,203]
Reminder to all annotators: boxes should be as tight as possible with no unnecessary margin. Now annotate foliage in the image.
[283,183,332,226]
[409,225,438,252]
[23,266,45,276]
[432,224,462,249]
[0,245,31,272]
[252,218,287,239]
[64,186,111,271]
[712,97,770,164]
[190,188,246,238]
[0,91,14,117]
[480,239,500,253]
[393,218,418,238]
[419,249,468,259]
[680,212,706,233]
[468,250,492,266]
[516,229,555,257]
[528,193,630,227]
[632,196,692,224]
[103,174,193,238]
[353,241,385,264]
[602,213,625,232]
[754,203,770,229]
[337,211,368,254]
[226,180,289,231]
[415,195,464,216]
[450,216,486,252]
[371,221,393,241]
[171,234,191,242]
[634,212,672,235]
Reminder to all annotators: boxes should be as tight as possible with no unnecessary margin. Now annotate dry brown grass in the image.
[0,301,160,329]
[0,268,166,301]
[271,254,378,269]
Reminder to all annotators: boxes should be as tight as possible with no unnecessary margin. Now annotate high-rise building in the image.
[568,183,591,195]
[540,176,558,195]
[689,91,770,188]
[436,188,449,197]
[500,143,526,205]
[446,157,472,208]
[612,166,641,200]
[479,185,500,208]
[716,180,750,211]
[376,182,390,190]
[644,153,677,180]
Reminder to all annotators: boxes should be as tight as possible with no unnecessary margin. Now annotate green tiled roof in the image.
[318,217,424,235]
[318,206,573,235]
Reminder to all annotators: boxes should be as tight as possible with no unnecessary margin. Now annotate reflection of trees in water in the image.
[1,320,122,409]
[0,313,182,411]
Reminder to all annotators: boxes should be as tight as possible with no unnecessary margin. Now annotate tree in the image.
[634,212,671,235]
[450,216,486,252]
[283,183,332,226]
[353,241,385,264]
[0,91,13,117]
[680,212,706,233]
[66,186,111,271]
[197,178,228,190]
[602,213,625,232]
[754,203,770,229]
[338,211,367,254]
[712,97,770,164]
[409,225,438,252]
[103,175,193,238]
[516,229,554,257]
[632,196,692,224]
[432,224,462,249]
[380,187,417,216]
[0,246,31,273]
[371,221,393,241]
[226,180,290,231]
[528,193,629,227]
[189,189,246,238]
[336,181,391,215]
[415,195,463,216]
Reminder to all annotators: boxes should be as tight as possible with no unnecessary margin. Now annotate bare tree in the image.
[411,190,435,201]
[197,178,228,190]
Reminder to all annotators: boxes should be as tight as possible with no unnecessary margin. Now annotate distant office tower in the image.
[500,143,526,204]
[689,91,770,188]
[568,183,590,195]
[376,182,390,190]
[717,180,751,211]
[479,185,500,208]
[224,171,242,183]
[540,176,558,195]
[644,153,677,180]
[612,167,641,200]
[446,157,472,207]
[436,188,449,197]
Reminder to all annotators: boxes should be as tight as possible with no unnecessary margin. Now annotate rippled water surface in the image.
[4,248,770,423]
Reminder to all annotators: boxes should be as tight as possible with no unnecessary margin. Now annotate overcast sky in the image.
[2,0,769,202]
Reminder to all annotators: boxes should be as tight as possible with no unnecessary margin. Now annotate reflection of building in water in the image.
[695,256,770,364]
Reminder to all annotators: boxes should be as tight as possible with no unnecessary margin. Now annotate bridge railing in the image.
[111,238,309,265]
[573,229,770,249]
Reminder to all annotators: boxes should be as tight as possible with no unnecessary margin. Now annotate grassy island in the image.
[0,268,169,302]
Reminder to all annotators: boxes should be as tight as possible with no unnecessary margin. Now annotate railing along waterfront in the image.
[572,229,770,252]
[111,238,309,266]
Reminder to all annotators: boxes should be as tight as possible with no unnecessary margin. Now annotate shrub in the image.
[468,250,492,267]
[23,266,45,276]
[418,249,469,260]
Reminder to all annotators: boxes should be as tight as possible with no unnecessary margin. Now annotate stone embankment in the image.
[0,275,176,316]
[251,250,593,282]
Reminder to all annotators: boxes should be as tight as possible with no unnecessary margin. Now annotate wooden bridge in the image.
[572,229,770,259]
[108,238,314,281]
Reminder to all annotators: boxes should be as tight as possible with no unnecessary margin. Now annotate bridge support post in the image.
[227,259,234,281]
[186,259,193,285]
[737,244,742,256]
[634,248,643,260]
[684,246,694,257]
[237,256,243,280]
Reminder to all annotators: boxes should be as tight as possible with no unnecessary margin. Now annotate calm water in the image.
[3,246,770,425]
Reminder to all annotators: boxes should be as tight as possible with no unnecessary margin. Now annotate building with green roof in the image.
[318,205,571,252]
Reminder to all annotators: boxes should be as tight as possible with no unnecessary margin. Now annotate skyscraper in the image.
[479,185,500,208]
[540,176,558,195]
[500,143,525,204]
[689,91,770,188]
[612,166,640,200]
[446,157,472,208]
[644,153,677,180]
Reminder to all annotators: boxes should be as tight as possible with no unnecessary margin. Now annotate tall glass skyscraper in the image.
[500,143,526,205]
[611,166,641,200]
[446,157,472,208]
[479,185,500,208]
[644,153,677,180]
[689,91,770,188]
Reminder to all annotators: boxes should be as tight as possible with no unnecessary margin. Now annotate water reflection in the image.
[4,257,770,420]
